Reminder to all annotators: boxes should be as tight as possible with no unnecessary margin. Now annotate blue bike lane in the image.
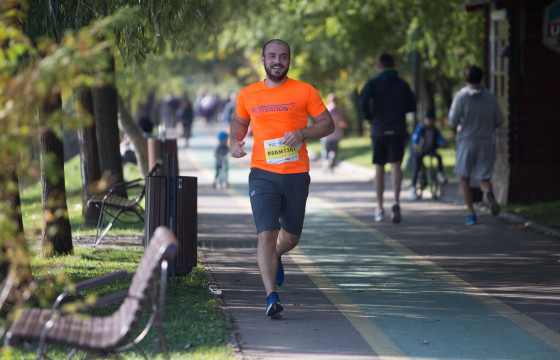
[296,197,560,359]
[181,122,560,359]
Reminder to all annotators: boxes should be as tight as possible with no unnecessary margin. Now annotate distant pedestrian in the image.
[221,92,237,123]
[448,65,504,225]
[359,52,416,223]
[321,93,348,172]
[213,132,230,189]
[177,98,194,146]
[230,39,334,319]
[411,109,447,200]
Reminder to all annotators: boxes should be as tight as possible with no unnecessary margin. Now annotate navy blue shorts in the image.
[248,168,310,235]
[372,135,406,165]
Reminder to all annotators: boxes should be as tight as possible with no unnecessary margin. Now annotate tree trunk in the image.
[439,76,455,113]
[40,92,73,257]
[91,56,125,196]
[419,76,436,114]
[117,94,150,176]
[76,87,101,228]
[0,168,27,280]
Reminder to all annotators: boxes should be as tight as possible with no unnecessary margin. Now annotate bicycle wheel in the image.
[430,168,441,199]
[416,168,427,199]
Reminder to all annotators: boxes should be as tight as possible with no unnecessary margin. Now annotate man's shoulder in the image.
[241,80,265,92]
[285,78,316,90]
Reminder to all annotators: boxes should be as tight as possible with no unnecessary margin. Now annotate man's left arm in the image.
[282,110,335,148]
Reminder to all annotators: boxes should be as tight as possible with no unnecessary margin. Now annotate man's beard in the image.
[265,63,289,81]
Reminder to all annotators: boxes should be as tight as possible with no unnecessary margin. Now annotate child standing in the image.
[411,109,447,200]
[213,131,230,189]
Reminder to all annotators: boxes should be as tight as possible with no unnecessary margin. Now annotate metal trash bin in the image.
[145,145,197,276]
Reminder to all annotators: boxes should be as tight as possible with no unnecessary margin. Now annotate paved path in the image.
[176,121,560,360]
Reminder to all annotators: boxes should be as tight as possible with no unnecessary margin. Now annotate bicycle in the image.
[413,154,442,200]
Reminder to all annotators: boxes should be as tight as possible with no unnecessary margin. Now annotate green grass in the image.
[20,157,146,239]
[2,248,235,359]
[10,157,235,359]
[502,201,560,229]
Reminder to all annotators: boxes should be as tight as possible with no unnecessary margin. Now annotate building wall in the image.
[506,1,560,203]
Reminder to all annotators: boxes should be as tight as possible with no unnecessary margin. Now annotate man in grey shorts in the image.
[231,39,334,318]
[449,65,504,225]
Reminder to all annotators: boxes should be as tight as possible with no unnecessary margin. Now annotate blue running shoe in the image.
[276,257,284,286]
[465,214,477,226]
[266,292,283,319]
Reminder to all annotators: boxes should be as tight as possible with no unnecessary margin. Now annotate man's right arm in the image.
[359,81,373,122]
[230,113,250,158]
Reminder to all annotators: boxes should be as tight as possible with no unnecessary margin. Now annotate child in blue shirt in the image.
[411,109,447,199]
[213,131,230,189]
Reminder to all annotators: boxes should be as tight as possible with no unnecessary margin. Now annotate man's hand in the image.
[231,140,247,158]
[282,130,305,148]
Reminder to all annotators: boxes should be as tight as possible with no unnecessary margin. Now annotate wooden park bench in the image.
[87,164,160,247]
[3,226,178,360]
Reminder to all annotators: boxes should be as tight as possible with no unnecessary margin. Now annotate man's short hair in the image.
[378,53,395,68]
[465,65,484,84]
[262,39,291,58]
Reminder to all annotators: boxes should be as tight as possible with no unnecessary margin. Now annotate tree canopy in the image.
[117,0,484,124]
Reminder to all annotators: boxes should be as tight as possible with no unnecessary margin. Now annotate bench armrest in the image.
[53,270,133,310]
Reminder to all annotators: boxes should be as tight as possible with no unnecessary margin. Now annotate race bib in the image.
[264,137,301,165]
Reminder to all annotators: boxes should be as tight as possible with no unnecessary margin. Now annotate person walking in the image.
[359,52,416,223]
[230,39,334,319]
[448,65,503,225]
[177,97,194,147]
[321,93,348,172]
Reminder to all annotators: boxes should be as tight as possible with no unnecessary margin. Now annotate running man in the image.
[230,39,334,318]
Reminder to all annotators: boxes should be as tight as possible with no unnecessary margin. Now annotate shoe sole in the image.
[266,302,283,319]
[391,205,401,223]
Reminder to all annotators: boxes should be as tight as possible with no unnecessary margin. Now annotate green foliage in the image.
[0,2,147,339]
[401,0,485,84]
[143,0,483,132]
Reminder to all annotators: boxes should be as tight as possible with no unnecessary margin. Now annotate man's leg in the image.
[390,161,402,204]
[478,179,491,195]
[478,179,500,215]
[458,175,474,213]
[390,161,402,223]
[375,164,385,212]
[257,229,301,295]
[458,175,477,225]
[277,229,300,257]
[257,229,280,297]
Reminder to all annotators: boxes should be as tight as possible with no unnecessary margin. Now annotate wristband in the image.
[299,129,306,141]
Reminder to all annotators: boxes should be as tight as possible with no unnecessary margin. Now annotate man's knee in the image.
[458,175,469,184]
[258,229,279,243]
[280,229,300,244]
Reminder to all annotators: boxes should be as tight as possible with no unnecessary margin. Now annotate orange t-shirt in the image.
[236,78,327,174]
